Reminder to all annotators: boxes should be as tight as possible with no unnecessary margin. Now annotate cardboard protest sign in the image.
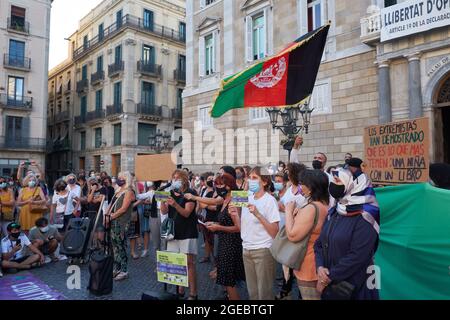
[154,191,170,202]
[231,191,249,207]
[135,153,176,182]
[363,117,430,185]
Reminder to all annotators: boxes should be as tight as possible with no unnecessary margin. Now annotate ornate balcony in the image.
[91,70,105,86]
[0,93,32,110]
[137,61,162,79]
[76,79,89,94]
[108,61,124,77]
[3,53,31,71]
[360,6,381,46]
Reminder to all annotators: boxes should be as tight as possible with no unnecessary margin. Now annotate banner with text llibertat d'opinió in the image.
[363,117,430,185]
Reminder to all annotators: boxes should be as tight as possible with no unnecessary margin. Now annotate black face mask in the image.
[10,232,20,239]
[206,181,214,188]
[329,182,345,199]
[216,187,228,198]
[312,160,323,170]
[345,159,351,165]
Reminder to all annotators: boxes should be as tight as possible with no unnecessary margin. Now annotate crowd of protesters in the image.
[2,140,447,299]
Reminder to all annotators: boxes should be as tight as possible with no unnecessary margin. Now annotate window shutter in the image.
[298,0,308,36]
[212,31,217,73]
[22,117,30,141]
[263,7,269,57]
[198,36,205,77]
[245,16,253,62]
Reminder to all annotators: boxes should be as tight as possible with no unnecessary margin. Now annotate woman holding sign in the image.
[229,166,280,300]
[160,170,199,300]
[205,173,245,300]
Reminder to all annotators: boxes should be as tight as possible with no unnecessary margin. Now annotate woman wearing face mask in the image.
[273,173,288,201]
[0,176,16,236]
[161,170,199,299]
[235,167,247,191]
[50,180,70,232]
[229,166,280,300]
[314,168,380,300]
[284,169,330,300]
[63,174,82,231]
[17,175,46,232]
[104,171,135,281]
[195,173,217,264]
[205,173,245,300]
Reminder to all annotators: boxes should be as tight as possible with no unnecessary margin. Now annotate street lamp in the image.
[266,101,314,162]
[148,129,171,153]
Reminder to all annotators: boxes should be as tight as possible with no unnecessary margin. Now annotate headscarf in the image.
[331,168,380,234]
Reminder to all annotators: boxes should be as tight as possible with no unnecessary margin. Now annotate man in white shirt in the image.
[1,222,44,272]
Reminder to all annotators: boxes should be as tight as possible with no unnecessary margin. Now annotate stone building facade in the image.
[0,0,52,177]
[183,0,450,173]
[46,58,76,185]
[183,0,380,172]
[63,0,186,176]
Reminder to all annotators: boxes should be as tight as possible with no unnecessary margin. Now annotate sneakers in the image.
[44,256,52,264]
[114,272,129,281]
[140,250,148,258]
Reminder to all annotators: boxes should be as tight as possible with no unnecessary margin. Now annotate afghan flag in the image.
[211,23,330,118]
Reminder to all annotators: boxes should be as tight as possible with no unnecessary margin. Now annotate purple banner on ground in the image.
[0,273,66,300]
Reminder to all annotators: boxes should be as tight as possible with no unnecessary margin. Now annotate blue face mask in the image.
[248,179,260,193]
[0,182,7,189]
[172,180,182,191]
[274,182,284,192]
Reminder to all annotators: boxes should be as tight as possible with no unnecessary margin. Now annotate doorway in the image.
[441,107,450,163]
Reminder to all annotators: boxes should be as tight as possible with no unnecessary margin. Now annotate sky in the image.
[49,0,103,70]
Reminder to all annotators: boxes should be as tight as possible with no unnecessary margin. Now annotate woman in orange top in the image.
[17,175,46,231]
[285,169,330,300]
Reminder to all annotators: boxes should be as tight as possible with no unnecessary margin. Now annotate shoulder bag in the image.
[30,187,48,214]
[270,202,320,270]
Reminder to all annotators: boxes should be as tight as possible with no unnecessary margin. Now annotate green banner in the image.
[375,183,450,300]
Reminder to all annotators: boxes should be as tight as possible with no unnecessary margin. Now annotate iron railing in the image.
[3,53,31,70]
[91,70,105,85]
[7,17,30,34]
[0,136,45,150]
[106,104,123,117]
[137,61,162,77]
[86,109,105,122]
[136,103,162,117]
[108,61,124,77]
[174,69,186,83]
[0,93,32,109]
[76,79,89,94]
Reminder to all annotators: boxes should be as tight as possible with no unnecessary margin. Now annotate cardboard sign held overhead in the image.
[135,153,176,182]
[363,117,430,185]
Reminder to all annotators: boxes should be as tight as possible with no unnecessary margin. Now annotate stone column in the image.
[377,60,392,124]
[405,52,423,119]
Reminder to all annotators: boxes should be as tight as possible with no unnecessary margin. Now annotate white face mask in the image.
[40,226,49,233]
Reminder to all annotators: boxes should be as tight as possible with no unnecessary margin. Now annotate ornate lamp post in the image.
[148,129,171,153]
[266,102,314,162]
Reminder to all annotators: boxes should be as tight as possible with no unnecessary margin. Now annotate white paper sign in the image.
[381,0,450,42]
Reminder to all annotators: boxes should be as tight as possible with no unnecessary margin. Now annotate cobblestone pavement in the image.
[3,238,295,300]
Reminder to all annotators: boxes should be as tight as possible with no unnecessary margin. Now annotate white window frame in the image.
[245,8,270,63]
[198,26,219,78]
[249,107,269,123]
[309,78,332,115]
[198,105,213,130]
[205,33,214,76]
[298,0,328,36]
